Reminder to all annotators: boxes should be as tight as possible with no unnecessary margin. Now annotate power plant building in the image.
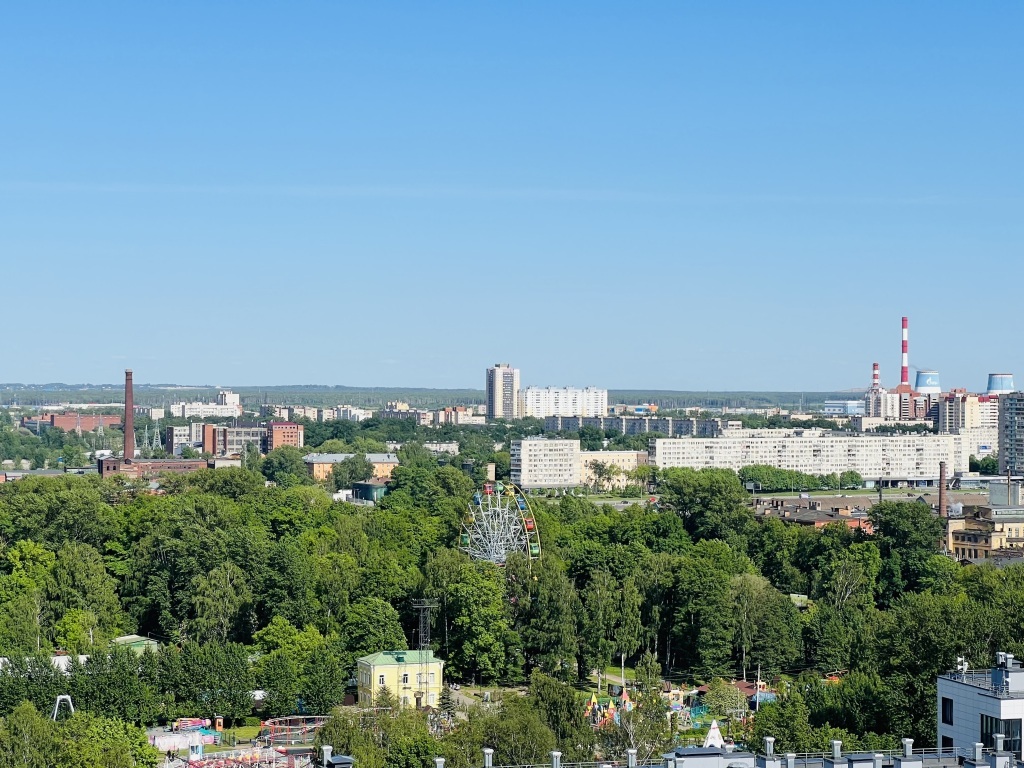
[988,374,1016,395]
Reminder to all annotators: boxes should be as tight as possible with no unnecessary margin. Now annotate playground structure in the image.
[259,715,332,747]
[459,482,542,565]
[584,689,634,727]
[51,695,74,721]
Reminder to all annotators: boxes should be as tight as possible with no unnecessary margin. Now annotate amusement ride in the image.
[459,482,541,565]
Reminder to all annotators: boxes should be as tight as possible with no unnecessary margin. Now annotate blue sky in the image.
[2,3,1021,391]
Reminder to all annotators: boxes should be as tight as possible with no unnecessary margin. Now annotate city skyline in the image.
[3,3,1022,388]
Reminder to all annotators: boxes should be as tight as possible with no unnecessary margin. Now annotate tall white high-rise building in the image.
[522,386,608,418]
[485,363,520,420]
[217,390,241,408]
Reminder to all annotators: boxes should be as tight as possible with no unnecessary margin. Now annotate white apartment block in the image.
[511,438,581,488]
[217,390,241,408]
[336,405,374,422]
[650,429,960,481]
[937,653,1024,758]
[169,400,243,419]
[522,386,608,418]
[486,364,520,420]
[865,389,902,419]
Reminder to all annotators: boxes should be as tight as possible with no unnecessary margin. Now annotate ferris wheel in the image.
[459,482,541,565]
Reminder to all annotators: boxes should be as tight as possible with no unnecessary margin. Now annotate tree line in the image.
[1,432,1024,761]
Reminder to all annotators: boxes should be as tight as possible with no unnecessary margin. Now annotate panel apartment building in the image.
[510,437,647,489]
[650,428,960,483]
[521,387,608,418]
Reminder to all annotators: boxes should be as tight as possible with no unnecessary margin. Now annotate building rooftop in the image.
[358,650,439,666]
[303,453,399,464]
[940,652,1024,699]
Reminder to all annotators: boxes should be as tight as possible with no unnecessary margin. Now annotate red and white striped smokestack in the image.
[872,362,880,389]
[901,316,909,387]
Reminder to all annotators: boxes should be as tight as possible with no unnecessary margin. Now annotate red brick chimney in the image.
[123,369,135,461]
[938,461,948,518]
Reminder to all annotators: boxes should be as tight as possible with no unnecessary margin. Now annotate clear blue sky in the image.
[2,3,1022,391]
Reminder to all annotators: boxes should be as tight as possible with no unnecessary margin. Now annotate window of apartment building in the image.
[402,673,409,685]
[941,697,953,725]
[378,674,385,686]
[429,672,436,684]
[941,736,954,750]
[982,715,1023,757]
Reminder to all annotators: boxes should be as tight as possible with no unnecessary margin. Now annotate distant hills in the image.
[0,383,865,410]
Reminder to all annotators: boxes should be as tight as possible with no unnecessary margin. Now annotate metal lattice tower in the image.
[460,483,541,565]
[152,421,162,451]
[412,599,438,650]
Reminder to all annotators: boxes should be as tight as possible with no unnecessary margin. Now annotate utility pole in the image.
[755,664,762,712]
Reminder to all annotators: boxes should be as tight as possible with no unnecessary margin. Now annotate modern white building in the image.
[423,441,460,456]
[650,429,961,481]
[522,386,608,418]
[486,363,520,420]
[168,392,243,419]
[937,653,1024,758]
[217,390,241,408]
[336,405,374,422]
[822,400,866,417]
[865,389,902,420]
[164,423,205,455]
[511,438,581,488]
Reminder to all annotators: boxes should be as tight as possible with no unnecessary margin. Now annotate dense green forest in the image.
[0,412,1021,765]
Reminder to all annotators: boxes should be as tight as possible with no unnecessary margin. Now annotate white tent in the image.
[703,719,726,748]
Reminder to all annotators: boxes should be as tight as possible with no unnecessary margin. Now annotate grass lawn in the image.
[201,725,262,752]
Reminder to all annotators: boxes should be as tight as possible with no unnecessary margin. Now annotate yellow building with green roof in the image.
[356,650,444,710]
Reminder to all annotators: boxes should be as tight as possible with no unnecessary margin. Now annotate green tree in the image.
[528,671,595,760]
[190,562,252,643]
[340,598,408,666]
[600,651,667,763]
[869,501,944,603]
[0,701,58,768]
[581,570,619,692]
[751,692,814,753]
[524,561,581,681]
[331,454,375,490]
[705,677,748,719]
[616,577,643,685]
[261,446,309,485]
[659,467,754,547]
[259,651,299,717]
